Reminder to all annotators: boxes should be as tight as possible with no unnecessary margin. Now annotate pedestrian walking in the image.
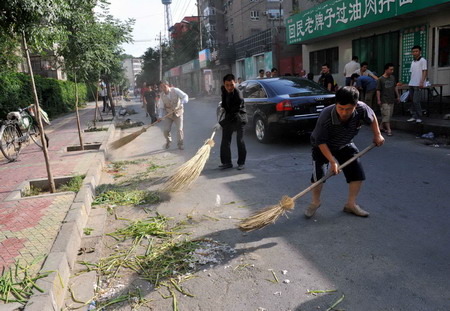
[343,56,360,86]
[218,74,247,170]
[99,81,109,112]
[353,73,378,112]
[158,80,189,150]
[305,86,384,218]
[140,82,149,104]
[143,84,158,123]
[318,63,334,92]
[377,63,400,136]
[407,45,427,123]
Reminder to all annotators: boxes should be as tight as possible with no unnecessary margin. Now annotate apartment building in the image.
[122,58,143,88]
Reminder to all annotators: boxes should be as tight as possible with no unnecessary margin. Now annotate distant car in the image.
[218,77,335,143]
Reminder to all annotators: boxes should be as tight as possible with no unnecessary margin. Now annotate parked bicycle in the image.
[0,105,50,162]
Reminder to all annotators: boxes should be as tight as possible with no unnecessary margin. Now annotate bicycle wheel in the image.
[0,124,22,161]
[29,123,44,148]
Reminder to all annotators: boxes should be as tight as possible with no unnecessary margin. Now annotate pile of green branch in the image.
[93,188,160,206]
[0,259,51,304]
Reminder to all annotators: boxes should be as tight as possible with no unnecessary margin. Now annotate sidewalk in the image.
[0,103,114,285]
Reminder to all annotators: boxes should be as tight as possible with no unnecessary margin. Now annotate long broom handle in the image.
[141,110,177,131]
[291,143,376,201]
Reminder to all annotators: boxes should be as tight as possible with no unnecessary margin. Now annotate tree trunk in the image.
[74,73,84,150]
[22,32,56,193]
[105,80,115,116]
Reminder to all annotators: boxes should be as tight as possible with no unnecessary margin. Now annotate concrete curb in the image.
[24,121,116,311]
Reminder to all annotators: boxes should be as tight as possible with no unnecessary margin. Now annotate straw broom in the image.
[110,111,176,150]
[162,127,218,192]
[238,144,376,232]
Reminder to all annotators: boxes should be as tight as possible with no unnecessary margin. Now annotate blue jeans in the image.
[409,86,422,119]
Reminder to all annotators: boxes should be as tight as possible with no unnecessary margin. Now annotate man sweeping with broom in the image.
[305,86,384,218]
[158,80,189,150]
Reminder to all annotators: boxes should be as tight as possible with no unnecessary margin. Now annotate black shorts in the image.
[311,143,366,184]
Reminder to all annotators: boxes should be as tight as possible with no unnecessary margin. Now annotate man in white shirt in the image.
[407,45,427,123]
[158,81,189,150]
[343,56,360,86]
[354,62,378,81]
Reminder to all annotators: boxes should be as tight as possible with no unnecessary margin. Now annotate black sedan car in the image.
[229,77,335,143]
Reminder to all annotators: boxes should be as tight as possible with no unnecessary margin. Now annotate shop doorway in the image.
[353,31,400,78]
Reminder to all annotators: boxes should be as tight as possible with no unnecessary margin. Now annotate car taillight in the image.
[276,100,293,111]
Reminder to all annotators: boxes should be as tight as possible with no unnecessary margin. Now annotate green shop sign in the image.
[286,0,450,44]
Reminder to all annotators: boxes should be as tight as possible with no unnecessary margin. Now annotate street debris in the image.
[273,291,282,296]
[115,118,144,130]
[0,257,51,304]
[215,194,221,207]
[281,269,288,275]
[283,279,291,284]
[306,289,337,296]
[326,294,345,311]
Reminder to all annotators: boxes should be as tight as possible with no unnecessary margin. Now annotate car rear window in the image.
[268,78,330,97]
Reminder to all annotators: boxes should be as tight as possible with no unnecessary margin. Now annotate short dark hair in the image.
[259,69,264,74]
[361,61,368,67]
[412,45,422,51]
[352,56,359,61]
[384,63,394,70]
[336,86,359,106]
[322,63,330,68]
[271,67,278,72]
[351,73,360,79]
[223,74,235,83]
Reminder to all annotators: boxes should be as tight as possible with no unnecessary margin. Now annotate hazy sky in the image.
[106,0,198,57]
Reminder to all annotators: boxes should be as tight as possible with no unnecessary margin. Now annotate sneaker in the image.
[237,165,245,170]
[343,204,369,217]
[305,203,321,218]
[416,119,423,123]
[164,141,171,149]
[219,163,233,169]
[407,117,416,122]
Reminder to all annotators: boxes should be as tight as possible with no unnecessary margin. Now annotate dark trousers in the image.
[146,102,157,123]
[102,96,109,112]
[220,123,246,165]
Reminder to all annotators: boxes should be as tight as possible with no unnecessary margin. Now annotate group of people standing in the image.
[317,45,428,136]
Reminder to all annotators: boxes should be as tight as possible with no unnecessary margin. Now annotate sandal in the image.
[387,132,393,136]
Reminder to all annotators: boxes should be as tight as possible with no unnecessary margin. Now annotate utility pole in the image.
[197,0,202,51]
[197,0,203,95]
[159,32,163,81]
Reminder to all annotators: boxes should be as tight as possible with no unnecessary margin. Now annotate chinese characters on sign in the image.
[286,0,449,44]
[401,25,428,83]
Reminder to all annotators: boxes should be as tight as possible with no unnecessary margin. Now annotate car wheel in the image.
[254,116,271,143]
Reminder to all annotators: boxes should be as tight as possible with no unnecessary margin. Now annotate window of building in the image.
[266,9,283,20]
[438,27,450,67]
[250,11,259,21]
[309,47,339,75]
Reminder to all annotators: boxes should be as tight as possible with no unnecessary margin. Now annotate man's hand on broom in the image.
[330,161,340,175]
[213,123,221,131]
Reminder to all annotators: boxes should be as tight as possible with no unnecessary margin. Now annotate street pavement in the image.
[0,103,112,273]
[97,96,450,310]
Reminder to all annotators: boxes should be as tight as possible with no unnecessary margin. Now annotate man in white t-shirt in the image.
[343,56,360,86]
[407,45,428,123]
[158,80,189,150]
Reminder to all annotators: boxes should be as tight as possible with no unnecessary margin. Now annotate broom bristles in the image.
[162,138,215,192]
[238,196,295,232]
[110,127,146,150]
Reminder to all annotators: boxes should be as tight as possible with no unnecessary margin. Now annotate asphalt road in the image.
[109,96,450,311]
